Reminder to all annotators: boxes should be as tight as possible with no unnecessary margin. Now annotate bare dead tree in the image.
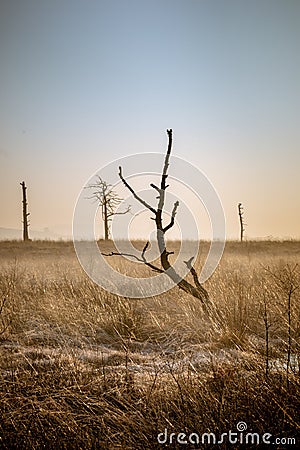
[238,203,245,242]
[86,176,131,240]
[105,129,220,318]
[20,181,31,241]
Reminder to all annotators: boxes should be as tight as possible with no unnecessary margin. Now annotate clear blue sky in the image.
[0,0,299,239]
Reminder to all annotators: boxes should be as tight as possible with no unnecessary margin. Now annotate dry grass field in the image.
[0,240,299,449]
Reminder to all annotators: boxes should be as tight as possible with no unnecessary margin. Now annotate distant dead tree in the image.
[238,202,245,242]
[104,129,219,319]
[20,181,31,241]
[86,176,131,240]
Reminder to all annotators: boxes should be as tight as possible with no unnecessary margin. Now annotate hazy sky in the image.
[0,0,299,239]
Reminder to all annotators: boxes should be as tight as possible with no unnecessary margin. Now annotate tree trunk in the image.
[238,203,245,242]
[103,195,109,240]
[20,181,30,241]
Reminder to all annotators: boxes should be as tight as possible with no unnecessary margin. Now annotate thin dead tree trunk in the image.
[20,181,31,241]
[113,129,221,320]
[103,195,109,240]
[238,203,245,242]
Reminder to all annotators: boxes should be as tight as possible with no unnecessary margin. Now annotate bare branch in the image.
[161,129,173,189]
[163,200,179,233]
[183,256,194,270]
[107,205,132,218]
[157,129,172,215]
[118,166,156,214]
[150,183,161,194]
[102,249,162,273]
[141,241,150,261]
[184,258,209,300]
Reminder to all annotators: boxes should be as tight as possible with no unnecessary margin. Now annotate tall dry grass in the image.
[0,240,299,449]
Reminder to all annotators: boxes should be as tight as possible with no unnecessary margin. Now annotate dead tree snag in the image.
[115,129,215,313]
[20,181,31,241]
[86,176,131,240]
[238,202,245,242]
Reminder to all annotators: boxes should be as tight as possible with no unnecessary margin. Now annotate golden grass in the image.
[0,240,299,449]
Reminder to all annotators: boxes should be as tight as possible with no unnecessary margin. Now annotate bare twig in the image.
[112,205,132,217]
[119,167,156,214]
